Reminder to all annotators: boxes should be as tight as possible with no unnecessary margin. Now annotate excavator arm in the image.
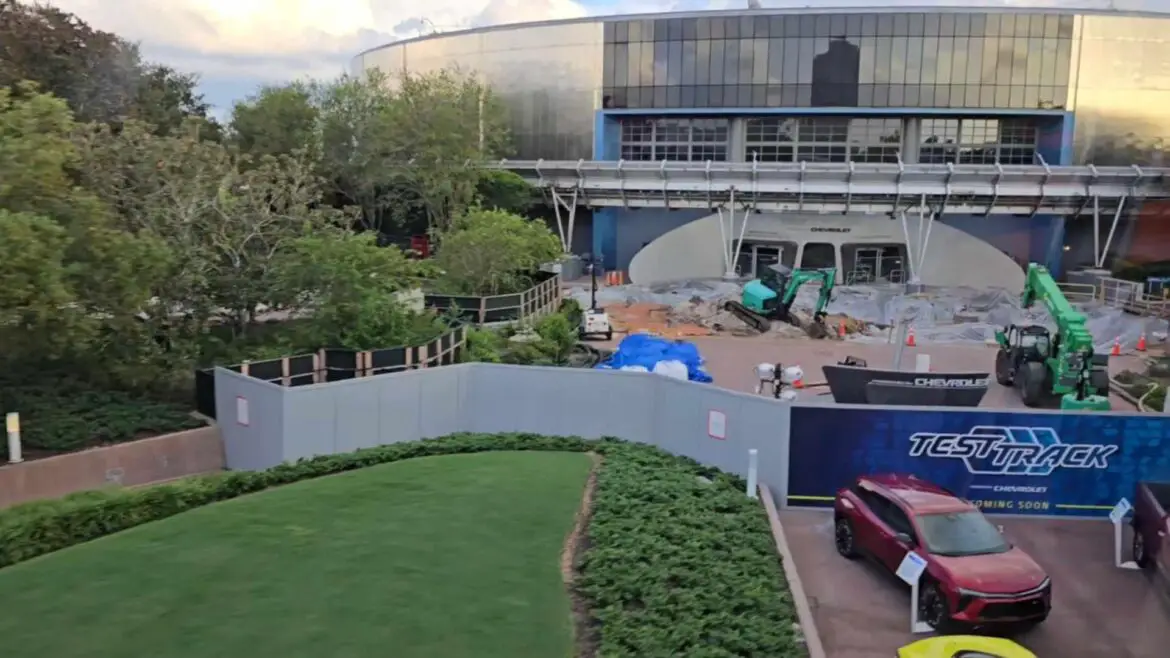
[779,269,836,319]
[1019,263,1108,406]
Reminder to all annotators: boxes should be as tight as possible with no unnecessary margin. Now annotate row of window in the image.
[617,140,1038,165]
[743,117,901,144]
[616,117,1040,165]
[603,35,1072,98]
[605,13,1076,42]
[603,84,1067,111]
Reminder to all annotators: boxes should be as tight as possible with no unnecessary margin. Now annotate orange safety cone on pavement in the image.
[906,326,917,347]
[1110,336,1121,356]
[1137,332,1147,352]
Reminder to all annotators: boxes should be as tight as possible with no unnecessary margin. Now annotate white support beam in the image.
[550,187,580,253]
[898,210,916,283]
[1098,195,1128,269]
[1093,194,1101,266]
[717,188,753,279]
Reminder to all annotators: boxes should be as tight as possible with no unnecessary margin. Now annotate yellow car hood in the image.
[898,635,1036,658]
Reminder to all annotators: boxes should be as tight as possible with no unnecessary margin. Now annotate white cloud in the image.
[35,1,606,81]
[36,0,1160,111]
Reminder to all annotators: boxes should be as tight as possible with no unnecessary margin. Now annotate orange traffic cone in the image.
[906,326,917,347]
[1137,333,1147,352]
[837,318,846,339]
[1110,337,1121,357]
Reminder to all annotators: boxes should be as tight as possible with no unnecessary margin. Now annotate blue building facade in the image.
[355,3,1170,279]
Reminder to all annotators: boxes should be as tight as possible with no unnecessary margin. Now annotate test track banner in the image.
[786,405,1170,517]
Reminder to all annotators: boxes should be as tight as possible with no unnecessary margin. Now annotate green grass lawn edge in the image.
[0,432,803,657]
[0,452,592,658]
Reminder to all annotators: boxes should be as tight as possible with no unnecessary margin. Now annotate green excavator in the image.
[724,264,836,339]
[994,263,1111,410]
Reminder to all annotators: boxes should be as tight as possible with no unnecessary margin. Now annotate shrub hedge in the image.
[0,433,801,657]
[0,376,205,458]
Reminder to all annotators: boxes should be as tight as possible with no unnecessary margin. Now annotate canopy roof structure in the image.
[478,158,1170,281]
[482,159,1170,216]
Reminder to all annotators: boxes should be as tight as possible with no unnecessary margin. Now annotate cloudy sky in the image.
[34,0,1140,116]
[30,0,720,115]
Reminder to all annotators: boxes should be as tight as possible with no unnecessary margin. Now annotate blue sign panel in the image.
[787,406,1170,517]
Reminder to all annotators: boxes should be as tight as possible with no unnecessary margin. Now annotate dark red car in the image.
[833,474,1051,632]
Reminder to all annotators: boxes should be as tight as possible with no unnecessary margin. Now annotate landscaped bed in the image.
[0,375,204,460]
[0,434,802,657]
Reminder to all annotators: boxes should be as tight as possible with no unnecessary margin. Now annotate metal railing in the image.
[1057,282,1098,304]
[845,267,905,286]
[1096,277,1170,317]
[484,159,1170,215]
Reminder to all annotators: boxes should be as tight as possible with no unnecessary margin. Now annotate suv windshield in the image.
[916,511,1010,557]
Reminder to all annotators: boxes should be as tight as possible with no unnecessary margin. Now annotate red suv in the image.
[833,474,1051,632]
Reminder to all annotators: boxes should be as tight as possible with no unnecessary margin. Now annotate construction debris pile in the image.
[567,279,1167,350]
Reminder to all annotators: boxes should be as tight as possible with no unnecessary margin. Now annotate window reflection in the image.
[1072,15,1170,166]
[618,118,730,161]
[745,117,901,163]
[919,117,1038,164]
[603,12,1075,109]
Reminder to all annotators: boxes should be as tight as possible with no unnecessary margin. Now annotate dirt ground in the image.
[780,508,1170,658]
[596,333,1143,409]
[561,453,601,658]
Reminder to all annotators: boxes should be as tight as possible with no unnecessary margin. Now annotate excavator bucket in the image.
[786,310,831,339]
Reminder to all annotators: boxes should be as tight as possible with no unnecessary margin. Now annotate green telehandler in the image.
[994,263,1111,410]
[724,263,836,339]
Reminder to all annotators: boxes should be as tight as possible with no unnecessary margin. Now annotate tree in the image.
[0,84,183,380]
[0,1,219,136]
[271,232,441,350]
[0,210,88,360]
[72,119,346,339]
[382,69,511,232]
[134,64,221,139]
[312,68,512,233]
[476,170,536,215]
[0,82,88,222]
[230,83,319,158]
[434,209,561,296]
[311,70,399,231]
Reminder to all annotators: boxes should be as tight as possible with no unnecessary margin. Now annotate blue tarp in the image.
[595,334,713,383]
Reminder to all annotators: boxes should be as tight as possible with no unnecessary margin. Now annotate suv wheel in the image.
[834,517,859,559]
[920,581,955,632]
[1134,528,1151,568]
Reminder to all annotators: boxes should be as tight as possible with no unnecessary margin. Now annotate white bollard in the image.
[915,353,931,373]
[6,412,22,464]
[747,449,759,499]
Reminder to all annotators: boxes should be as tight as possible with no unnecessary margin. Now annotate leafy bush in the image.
[0,375,205,458]
[462,308,581,366]
[0,433,799,657]
[580,443,801,657]
[433,208,562,296]
[1115,370,1168,411]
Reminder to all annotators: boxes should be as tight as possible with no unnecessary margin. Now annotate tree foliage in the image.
[0,0,218,136]
[435,209,562,296]
[271,233,442,350]
[230,83,318,159]
[229,68,516,234]
[0,2,548,411]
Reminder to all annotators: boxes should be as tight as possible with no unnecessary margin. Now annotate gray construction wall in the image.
[215,364,791,496]
[278,366,467,460]
[213,368,286,471]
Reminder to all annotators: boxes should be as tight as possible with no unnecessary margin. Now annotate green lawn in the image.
[0,451,593,658]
